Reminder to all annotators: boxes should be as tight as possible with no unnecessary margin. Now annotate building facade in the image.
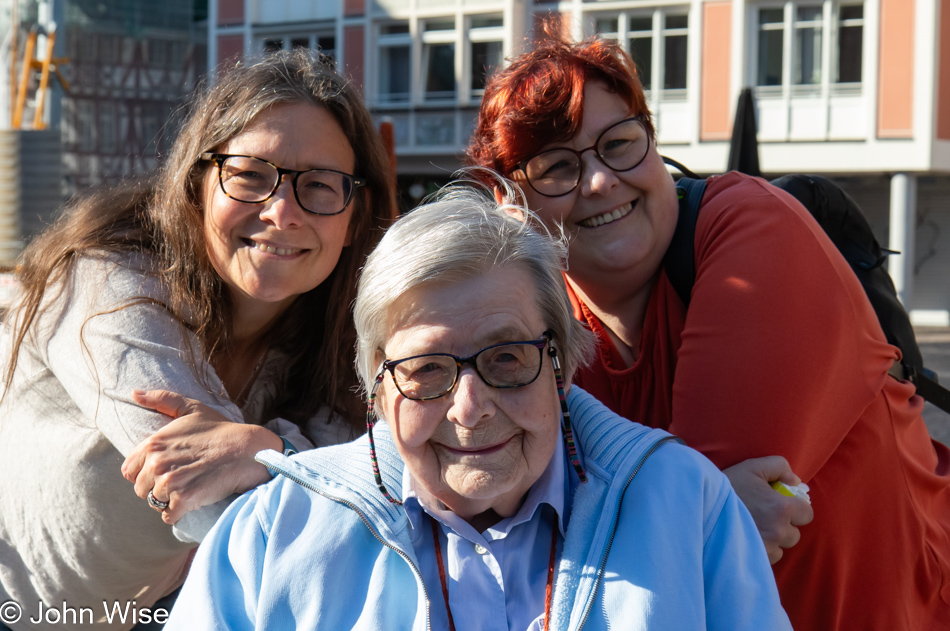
[0,0,207,265]
[209,0,950,323]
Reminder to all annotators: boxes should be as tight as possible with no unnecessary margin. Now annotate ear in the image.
[496,183,526,222]
[493,186,504,205]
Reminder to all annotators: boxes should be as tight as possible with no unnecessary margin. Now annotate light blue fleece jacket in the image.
[166,387,791,631]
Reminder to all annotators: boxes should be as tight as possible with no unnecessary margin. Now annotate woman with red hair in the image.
[468,26,950,631]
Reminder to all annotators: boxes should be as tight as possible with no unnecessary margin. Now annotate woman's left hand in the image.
[121,389,283,524]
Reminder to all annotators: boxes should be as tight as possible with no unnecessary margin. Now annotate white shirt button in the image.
[474,544,488,555]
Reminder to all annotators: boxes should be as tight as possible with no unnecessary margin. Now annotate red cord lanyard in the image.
[429,515,559,631]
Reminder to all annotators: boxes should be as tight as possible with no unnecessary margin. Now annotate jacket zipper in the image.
[266,462,432,631]
[575,435,680,630]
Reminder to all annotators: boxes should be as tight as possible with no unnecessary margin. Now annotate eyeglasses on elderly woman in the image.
[379,332,553,401]
[200,152,365,215]
[517,115,651,198]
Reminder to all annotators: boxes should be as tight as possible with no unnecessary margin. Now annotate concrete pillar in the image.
[888,172,917,308]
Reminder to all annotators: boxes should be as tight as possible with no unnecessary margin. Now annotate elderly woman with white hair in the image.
[165,186,791,631]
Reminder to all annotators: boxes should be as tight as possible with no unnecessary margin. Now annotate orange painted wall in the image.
[344,0,365,18]
[701,2,732,141]
[878,0,915,138]
[938,0,950,139]
[217,34,244,67]
[344,26,365,92]
[217,0,244,26]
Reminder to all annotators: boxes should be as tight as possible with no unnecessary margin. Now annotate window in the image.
[757,8,784,87]
[373,15,502,108]
[589,9,688,99]
[378,22,411,104]
[837,4,863,83]
[469,16,504,94]
[260,32,336,61]
[754,1,864,91]
[422,19,456,101]
[627,16,652,89]
[663,14,688,90]
[317,35,336,59]
[794,6,822,85]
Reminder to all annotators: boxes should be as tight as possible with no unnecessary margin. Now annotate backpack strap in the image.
[663,176,707,308]
[889,363,950,414]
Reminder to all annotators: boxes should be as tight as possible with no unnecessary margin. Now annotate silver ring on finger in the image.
[147,489,169,511]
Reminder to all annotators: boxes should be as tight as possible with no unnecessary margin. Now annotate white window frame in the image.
[465,15,504,102]
[749,0,867,141]
[587,7,690,110]
[377,21,412,105]
[257,31,336,59]
[419,18,457,103]
[751,0,865,98]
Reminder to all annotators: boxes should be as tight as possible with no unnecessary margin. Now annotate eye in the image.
[299,171,343,196]
[541,159,575,177]
[413,362,443,375]
[528,151,579,182]
[492,352,520,364]
[223,167,268,182]
[601,138,632,153]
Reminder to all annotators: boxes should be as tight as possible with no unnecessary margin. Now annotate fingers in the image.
[121,448,146,483]
[144,486,185,525]
[131,389,195,419]
[789,495,815,527]
[739,455,801,486]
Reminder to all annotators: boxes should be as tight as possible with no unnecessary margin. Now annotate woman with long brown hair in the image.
[0,50,393,630]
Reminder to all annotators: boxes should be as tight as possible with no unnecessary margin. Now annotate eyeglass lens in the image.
[523,117,650,197]
[389,341,545,400]
[218,155,355,215]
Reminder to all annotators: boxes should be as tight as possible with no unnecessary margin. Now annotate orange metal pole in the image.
[10,1,18,126]
[33,29,56,130]
[13,29,37,129]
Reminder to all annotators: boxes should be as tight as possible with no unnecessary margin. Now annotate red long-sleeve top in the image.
[570,172,950,630]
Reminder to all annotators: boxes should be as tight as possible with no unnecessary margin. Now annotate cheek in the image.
[202,198,239,271]
[519,386,562,453]
[522,190,572,228]
[380,385,441,453]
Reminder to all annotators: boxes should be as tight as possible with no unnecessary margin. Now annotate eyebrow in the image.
[385,326,542,359]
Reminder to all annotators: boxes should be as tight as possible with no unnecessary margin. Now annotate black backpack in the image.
[660,159,950,414]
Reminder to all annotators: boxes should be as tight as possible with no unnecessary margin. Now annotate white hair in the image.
[354,175,595,397]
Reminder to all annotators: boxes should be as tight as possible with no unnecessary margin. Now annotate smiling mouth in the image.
[579,201,635,228]
[243,239,305,256]
[442,437,512,457]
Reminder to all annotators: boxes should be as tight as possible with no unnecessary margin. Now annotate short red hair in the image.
[467,20,653,178]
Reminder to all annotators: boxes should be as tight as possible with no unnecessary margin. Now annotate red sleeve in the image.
[668,173,897,480]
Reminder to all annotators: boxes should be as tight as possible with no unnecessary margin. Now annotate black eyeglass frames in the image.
[380,333,553,401]
[517,116,652,198]
[200,153,365,216]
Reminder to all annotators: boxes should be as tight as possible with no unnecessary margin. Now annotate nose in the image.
[446,367,494,429]
[578,152,620,198]
[259,176,306,229]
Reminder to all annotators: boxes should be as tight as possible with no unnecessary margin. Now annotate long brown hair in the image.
[5,50,394,431]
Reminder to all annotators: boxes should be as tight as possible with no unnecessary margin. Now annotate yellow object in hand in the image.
[771,480,811,504]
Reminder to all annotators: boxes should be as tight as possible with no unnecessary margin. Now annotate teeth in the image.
[251,241,301,256]
[581,202,633,228]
